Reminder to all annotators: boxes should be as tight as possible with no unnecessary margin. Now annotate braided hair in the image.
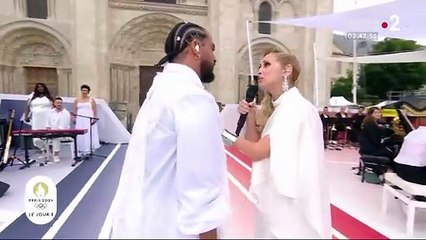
[156,22,207,67]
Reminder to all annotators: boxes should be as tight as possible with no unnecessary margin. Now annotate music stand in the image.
[72,113,107,161]
[324,117,341,151]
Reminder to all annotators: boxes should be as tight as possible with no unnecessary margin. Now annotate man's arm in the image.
[61,111,71,129]
[174,93,228,238]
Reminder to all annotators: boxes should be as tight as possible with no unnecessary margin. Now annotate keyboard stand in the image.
[13,136,36,170]
[71,135,82,167]
[20,134,81,168]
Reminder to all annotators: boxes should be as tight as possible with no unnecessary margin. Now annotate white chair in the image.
[382,173,426,236]
[45,137,74,160]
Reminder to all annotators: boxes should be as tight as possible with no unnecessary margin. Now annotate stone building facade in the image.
[0,0,334,121]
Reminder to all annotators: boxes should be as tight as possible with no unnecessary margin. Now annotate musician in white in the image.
[46,97,71,163]
[235,48,332,238]
[394,126,426,185]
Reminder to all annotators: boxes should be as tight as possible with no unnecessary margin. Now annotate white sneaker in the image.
[53,156,60,163]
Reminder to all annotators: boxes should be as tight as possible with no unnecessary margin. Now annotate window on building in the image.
[144,0,177,4]
[258,1,272,34]
[27,0,48,19]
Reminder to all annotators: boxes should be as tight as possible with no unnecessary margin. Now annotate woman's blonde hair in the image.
[256,48,301,133]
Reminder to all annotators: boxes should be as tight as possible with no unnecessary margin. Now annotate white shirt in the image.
[46,108,71,130]
[110,63,230,238]
[394,126,426,167]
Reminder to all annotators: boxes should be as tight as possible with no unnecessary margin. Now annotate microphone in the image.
[71,112,99,120]
[235,84,258,136]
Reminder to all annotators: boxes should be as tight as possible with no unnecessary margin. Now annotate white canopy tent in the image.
[244,0,426,106]
[328,96,357,107]
[371,100,398,108]
[265,0,426,41]
[328,49,426,63]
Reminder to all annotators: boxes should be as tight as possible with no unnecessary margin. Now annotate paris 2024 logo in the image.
[25,176,57,225]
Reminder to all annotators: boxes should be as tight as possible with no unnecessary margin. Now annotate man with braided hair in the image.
[109,22,229,239]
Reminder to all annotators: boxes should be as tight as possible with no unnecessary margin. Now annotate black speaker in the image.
[0,181,10,198]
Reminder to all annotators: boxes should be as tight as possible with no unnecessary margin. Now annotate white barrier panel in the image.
[0,94,130,144]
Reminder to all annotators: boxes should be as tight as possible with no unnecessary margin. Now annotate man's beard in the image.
[200,59,215,83]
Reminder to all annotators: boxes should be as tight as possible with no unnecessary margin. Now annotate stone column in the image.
[48,0,56,19]
[208,0,239,104]
[315,0,333,107]
[95,0,110,102]
[129,66,139,123]
[0,65,5,93]
[15,0,26,17]
[298,0,317,103]
[72,0,109,100]
[13,66,25,94]
[314,30,332,108]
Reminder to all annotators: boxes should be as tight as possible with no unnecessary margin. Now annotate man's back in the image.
[395,126,426,167]
[138,63,229,238]
[111,21,229,239]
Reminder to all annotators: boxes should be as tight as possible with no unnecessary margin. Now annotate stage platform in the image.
[0,144,425,239]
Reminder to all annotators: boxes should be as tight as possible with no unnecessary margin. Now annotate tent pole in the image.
[313,42,319,107]
[352,39,358,104]
[246,20,255,85]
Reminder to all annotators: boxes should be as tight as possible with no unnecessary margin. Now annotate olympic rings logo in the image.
[34,203,48,209]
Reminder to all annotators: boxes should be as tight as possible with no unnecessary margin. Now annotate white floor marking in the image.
[98,191,117,238]
[332,228,348,239]
[225,149,252,172]
[42,144,121,239]
[227,172,257,204]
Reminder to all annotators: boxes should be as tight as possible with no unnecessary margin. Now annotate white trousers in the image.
[33,138,65,153]
[33,138,47,151]
[51,138,62,152]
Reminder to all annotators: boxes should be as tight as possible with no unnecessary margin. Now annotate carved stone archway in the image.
[0,21,71,96]
[110,13,181,65]
[109,13,182,122]
[237,37,290,100]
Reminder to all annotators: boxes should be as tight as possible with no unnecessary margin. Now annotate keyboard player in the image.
[45,97,71,162]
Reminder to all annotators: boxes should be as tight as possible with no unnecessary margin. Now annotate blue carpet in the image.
[54,145,127,238]
[0,144,117,239]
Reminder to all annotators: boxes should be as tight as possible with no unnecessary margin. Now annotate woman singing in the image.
[234,48,331,238]
[72,84,100,156]
[24,83,53,153]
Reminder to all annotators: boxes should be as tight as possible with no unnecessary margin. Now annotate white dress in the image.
[75,99,100,155]
[250,88,332,239]
[28,96,52,149]
[29,96,52,130]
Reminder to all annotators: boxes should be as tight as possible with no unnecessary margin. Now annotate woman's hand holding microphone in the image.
[237,99,256,115]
